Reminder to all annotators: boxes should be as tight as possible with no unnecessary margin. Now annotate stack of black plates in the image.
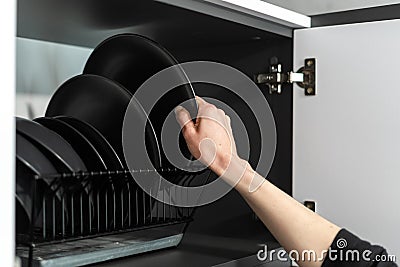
[16,117,88,236]
[15,115,126,237]
[16,33,199,238]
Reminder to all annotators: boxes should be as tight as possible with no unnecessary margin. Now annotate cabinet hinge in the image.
[255,57,316,95]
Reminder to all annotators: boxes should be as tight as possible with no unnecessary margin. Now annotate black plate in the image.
[16,134,63,234]
[55,116,124,171]
[16,117,87,173]
[16,194,30,236]
[17,117,88,198]
[35,116,115,227]
[83,33,197,117]
[34,117,107,174]
[83,33,197,172]
[16,133,59,178]
[45,75,161,225]
[16,134,58,195]
[17,117,90,232]
[16,156,39,224]
[45,74,161,170]
[55,116,130,226]
[16,156,57,235]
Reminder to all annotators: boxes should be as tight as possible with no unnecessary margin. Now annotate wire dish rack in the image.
[16,168,211,267]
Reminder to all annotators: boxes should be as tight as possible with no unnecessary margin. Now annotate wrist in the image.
[234,164,268,195]
[211,154,250,187]
[210,153,266,194]
[211,153,243,177]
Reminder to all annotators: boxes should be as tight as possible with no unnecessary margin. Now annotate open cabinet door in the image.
[293,19,400,260]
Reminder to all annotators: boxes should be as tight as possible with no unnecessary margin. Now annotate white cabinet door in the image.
[293,19,400,260]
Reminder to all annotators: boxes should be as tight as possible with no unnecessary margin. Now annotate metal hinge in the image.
[255,57,316,95]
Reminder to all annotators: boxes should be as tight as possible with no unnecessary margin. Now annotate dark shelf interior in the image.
[16,1,294,265]
[17,0,287,50]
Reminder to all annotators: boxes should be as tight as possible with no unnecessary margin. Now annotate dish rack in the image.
[16,168,210,267]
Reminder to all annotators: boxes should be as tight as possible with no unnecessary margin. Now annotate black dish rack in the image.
[16,168,210,267]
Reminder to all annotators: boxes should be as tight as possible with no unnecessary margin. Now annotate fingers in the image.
[178,96,232,142]
[225,115,232,133]
[196,97,228,128]
[225,114,231,124]
[175,105,194,129]
[175,105,196,139]
[196,96,222,114]
[195,96,206,108]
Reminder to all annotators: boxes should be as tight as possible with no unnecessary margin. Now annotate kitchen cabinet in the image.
[9,0,400,265]
[293,19,400,261]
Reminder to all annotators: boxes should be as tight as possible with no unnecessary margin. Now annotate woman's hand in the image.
[175,97,246,178]
[175,97,342,267]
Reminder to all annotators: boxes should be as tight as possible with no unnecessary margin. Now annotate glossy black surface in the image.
[56,116,124,171]
[34,117,107,173]
[83,33,197,120]
[45,75,163,224]
[55,116,132,218]
[83,34,197,168]
[45,74,161,169]
[35,116,130,227]
[15,154,44,226]
[15,134,60,233]
[16,133,59,178]
[16,117,87,173]
[15,194,30,236]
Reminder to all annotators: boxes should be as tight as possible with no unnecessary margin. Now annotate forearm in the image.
[175,98,340,267]
[231,164,340,267]
[176,97,394,267]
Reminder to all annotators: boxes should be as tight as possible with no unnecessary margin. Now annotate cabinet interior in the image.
[16,0,294,244]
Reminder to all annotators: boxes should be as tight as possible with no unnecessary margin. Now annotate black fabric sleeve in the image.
[321,229,397,267]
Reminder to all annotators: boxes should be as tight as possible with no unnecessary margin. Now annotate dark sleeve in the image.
[322,229,397,267]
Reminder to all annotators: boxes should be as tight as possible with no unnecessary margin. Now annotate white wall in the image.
[15,93,51,119]
[16,38,92,119]
[16,38,92,96]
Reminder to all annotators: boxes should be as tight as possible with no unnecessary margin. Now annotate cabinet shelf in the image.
[17,0,304,49]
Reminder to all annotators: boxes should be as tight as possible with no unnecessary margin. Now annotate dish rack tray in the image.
[16,168,211,267]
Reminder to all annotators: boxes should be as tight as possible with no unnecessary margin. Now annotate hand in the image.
[176,99,342,267]
[175,97,245,178]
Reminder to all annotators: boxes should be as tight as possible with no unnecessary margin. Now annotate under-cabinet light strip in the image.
[203,0,311,27]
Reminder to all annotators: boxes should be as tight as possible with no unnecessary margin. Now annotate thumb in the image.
[174,106,195,136]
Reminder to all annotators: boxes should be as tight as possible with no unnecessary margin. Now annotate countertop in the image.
[89,190,290,267]
[90,233,290,267]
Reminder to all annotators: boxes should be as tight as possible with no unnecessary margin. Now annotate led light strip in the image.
[203,0,311,27]
[156,0,311,31]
